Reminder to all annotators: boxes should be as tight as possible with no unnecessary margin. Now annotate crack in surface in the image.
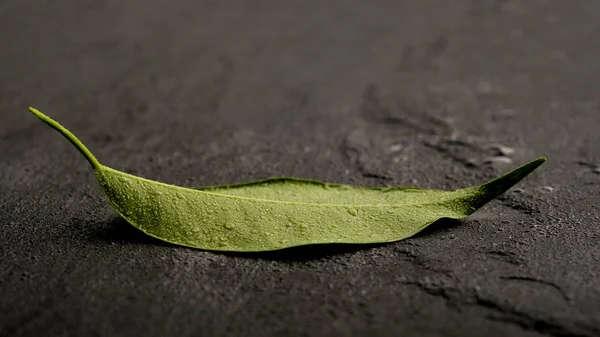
[499,276,571,303]
[361,84,449,135]
[401,279,597,337]
[423,140,479,169]
[392,245,594,337]
[359,83,500,169]
[474,296,597,337]
[484,250,526,266]
[340,136,393,181]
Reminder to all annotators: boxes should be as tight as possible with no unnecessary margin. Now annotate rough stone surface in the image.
[1,1,600,336]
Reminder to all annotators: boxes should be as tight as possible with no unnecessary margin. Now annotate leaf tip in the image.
[471,157,547,208]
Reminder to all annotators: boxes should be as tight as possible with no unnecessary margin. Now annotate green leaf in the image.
[29,107,546,252]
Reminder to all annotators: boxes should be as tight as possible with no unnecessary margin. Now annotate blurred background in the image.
[1,1,600,336]
[2,1,599,186]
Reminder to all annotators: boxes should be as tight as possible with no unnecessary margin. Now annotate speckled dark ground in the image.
[2,1,600,336]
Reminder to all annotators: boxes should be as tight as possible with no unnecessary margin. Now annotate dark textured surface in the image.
[1,1,600,336]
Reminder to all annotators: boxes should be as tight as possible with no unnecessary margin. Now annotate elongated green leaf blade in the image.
[29,107,546,252]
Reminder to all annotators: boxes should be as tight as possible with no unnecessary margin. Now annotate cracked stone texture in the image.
[1,1,600,336]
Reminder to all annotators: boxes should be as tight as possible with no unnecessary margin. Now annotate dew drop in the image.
[176,192,184,199]
[224,223,235,230]
[301,224,308,229]
[348,209,358,216]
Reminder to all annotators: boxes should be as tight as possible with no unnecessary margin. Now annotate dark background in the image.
[2,1,600,336]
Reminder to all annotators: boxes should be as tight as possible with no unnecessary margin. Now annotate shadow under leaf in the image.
[221,242,392,261]
[91,217,173,247]
[412,217,464,239]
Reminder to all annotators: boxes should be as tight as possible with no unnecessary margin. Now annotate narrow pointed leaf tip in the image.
[28,107,546,252]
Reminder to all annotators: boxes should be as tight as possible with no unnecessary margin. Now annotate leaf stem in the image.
[29,107,100,169]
